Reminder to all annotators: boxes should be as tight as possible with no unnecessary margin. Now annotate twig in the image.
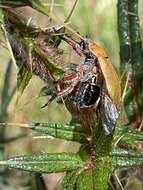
[1,23,17,69]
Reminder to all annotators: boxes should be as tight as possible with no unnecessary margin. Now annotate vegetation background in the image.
[0,0,143,189]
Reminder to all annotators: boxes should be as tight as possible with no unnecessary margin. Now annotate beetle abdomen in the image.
[75,75,100,108]
[76,83,100,108]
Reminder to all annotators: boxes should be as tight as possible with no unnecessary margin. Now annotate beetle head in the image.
[78,40,89,54]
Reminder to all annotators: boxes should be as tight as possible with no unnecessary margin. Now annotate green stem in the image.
[128,0,143,117]
[128,0,142,69]
[118,0,143,123]
[117,0,130,71]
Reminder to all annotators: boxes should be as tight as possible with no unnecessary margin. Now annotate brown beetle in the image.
[59,38,121,134]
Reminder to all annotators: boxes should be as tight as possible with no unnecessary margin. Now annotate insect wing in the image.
[98,56,121,105]
[100,93,118,135]
[89,43,108,58]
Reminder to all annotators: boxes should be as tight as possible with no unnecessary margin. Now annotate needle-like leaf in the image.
[0,153,86,173]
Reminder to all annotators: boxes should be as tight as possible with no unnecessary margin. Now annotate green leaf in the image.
[1,61,12,105]
[2,0,49,17]
[92,158,112,190]
[59,171,79,190]
[34,45,64,80]
[76,169,95,190]
[30,122,89,143]
[123,88,137,123]
[0,0,32,7]
[0,60,12,120]
[112,148,143,158]
[0,153,86,173]
[111,148,143,168]
[0,61,16,121]
[39,85,55,97]
[0,0,46,16]
[112,156,143,168]
[59,155,112,190]
[17,65,32,97]
[114,125,143,149]
[0,122,89,143]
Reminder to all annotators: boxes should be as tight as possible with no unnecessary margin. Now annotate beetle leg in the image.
[57,86,75,98]
[57,73,80,98]
[41,93,57,108]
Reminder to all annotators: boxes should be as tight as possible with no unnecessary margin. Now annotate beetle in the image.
[61,37,121,105]
[71,39,121,104]
[59,37,121,134]
[42,34,121,134]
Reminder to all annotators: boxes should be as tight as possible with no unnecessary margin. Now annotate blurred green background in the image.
[0,0,143,189]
